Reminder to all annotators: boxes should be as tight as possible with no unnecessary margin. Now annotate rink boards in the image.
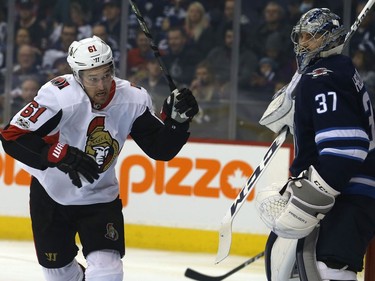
[0,138,292,256]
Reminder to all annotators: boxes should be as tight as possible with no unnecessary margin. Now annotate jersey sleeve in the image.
[0,83,63,169]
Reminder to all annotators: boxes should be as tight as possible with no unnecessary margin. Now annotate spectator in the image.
[138,58,170,113]
[14,27,42,65]
[15,0,47,50]
[162,0,190,27]
[183,1,215,61]
[213,0,252,49]
[45,56,72,81]
[92,23,120,67]
[151,0,192,51]
[0,44,45,94]
[69,2,92,40]
[190,60,221,101]
[188,61,229,138]
[196,0,225,28]
[247,57,278,96]
[99,0,121,46]
[263,31,296,83]
[127,29,155,84]
[252,1,293,59]
[12,44,44,85]
[42,23,77,71]
[284,0,303,25]
[163,27,201,87]
[10,78,40,115]
[15,27,31,48]
[205,26,258,90]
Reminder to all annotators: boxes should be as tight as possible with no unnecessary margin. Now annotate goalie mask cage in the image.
[365,238,375,281]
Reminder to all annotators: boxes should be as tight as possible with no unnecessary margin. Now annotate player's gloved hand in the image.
[161,88,199,123]
[41,142,100,188]
[255,165,339,239]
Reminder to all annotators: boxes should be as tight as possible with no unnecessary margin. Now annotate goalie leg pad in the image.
[85,250,123,281]
[296,228,322,281]
[42,259,84,281]
[265,232,298,281]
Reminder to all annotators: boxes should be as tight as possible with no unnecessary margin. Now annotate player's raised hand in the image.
[41,142,100,188]
[161,88,199,123]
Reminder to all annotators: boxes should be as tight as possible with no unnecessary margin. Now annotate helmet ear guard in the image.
[67,36,114,86]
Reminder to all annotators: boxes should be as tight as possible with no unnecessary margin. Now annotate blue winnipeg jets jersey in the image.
[0,75,189,205]
[291,54,375,198]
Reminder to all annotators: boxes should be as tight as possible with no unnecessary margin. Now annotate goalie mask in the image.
[291,8,346,73]
[67,36,114,87]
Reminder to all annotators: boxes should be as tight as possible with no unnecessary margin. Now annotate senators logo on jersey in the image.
[51,77,70,90]
[85,116,119,172]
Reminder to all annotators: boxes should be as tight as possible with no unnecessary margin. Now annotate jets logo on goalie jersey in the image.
[306,67,333,78]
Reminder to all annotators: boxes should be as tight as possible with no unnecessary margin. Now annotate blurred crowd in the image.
[0,0,375,141]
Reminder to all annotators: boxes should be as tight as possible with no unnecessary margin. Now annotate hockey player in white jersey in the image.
[0,36,198,281]
[256,8,375,281]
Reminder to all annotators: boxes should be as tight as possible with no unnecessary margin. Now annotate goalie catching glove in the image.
[255,166,340,239]
[161,88,199,124]
[41,142,100,188]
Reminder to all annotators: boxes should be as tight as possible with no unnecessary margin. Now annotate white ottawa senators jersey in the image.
[8,75,154,205]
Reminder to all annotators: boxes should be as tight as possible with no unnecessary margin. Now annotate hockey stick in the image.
[129,0,177,93]
[185,251,265,281]
[129,0,191,122]
[215,126,288,263]
[344,0,375,47]
[215,0,375,264]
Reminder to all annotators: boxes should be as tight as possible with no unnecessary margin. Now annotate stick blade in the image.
[215,213,233,264]
[184,268,221,281]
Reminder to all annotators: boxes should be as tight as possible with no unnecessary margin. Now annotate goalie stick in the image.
[343,0,375,48]
[216,126,288,263]
[215,0,375,264]
[185,251,265,281]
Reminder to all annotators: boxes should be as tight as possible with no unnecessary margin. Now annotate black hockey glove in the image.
[161,88,199,123]
[41,142,100,188]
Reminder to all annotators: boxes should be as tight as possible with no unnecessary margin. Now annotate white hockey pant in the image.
[85,249,123,281]
[42,259,84,281]
[42,250,123,281]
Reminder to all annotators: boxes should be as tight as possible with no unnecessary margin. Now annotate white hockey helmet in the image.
[291,8,346,73]
[67,36,114,85]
